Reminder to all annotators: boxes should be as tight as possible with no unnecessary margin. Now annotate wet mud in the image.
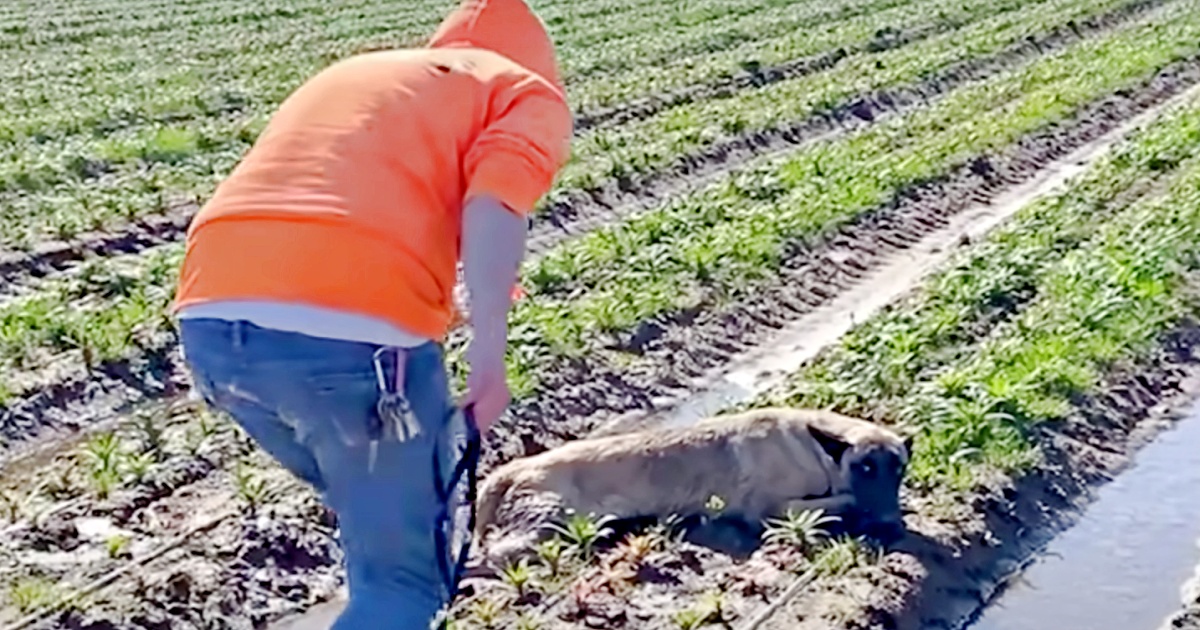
[966,402,1200,630]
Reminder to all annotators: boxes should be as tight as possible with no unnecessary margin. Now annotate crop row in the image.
[0,0,1147,254]
[1,0,1013,146]
[2,0,930,138]
[494,3,1200,396]
[438,75,1200,630]
[553,0,1153,192]
[759,89,1200,491]
[0,3,1192,418]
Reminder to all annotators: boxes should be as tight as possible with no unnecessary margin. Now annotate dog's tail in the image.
[473,469,516,542]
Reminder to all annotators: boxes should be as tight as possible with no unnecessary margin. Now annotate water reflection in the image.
[968,402,1200,630]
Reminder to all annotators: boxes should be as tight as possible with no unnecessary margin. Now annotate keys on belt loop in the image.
[369,347,422,473]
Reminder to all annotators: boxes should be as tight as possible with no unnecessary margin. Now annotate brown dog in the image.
[473,407,913,558]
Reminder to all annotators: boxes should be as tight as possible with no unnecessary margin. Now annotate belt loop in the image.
[231,320,245,352]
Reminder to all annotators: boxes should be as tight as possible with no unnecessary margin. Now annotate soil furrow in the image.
[0,0,1162,300]
[482,55,1200,476]
[524,0,1167,257]
[570,19,944,134]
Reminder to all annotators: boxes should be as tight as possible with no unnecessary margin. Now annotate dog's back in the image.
[475,407,855,536]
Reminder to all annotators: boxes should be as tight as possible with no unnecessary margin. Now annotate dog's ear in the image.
[809,425,851,465]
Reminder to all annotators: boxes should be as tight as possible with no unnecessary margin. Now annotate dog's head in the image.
[810,422,913,544]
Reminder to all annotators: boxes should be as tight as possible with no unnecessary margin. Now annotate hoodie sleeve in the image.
[463,75,573,215]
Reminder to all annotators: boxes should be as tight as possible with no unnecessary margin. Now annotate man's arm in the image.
[461,195,527,348]
[458,74,572,429]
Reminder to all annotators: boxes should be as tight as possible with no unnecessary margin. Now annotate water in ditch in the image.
[966,400,1200,630]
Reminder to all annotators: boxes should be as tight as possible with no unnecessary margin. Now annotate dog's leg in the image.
[779,493,855,516]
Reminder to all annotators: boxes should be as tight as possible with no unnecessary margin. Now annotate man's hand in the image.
[462,338,510,433]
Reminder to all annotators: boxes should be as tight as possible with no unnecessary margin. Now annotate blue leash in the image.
[432,403,482,621]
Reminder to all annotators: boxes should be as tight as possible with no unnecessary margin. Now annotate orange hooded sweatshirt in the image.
[172,0,572,341]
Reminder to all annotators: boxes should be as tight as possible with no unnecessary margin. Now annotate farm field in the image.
[3,0,1200,628]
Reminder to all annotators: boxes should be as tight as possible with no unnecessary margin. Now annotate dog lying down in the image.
[473,406,913,563]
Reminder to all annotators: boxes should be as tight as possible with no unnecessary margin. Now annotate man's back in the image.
[174,0,573,341]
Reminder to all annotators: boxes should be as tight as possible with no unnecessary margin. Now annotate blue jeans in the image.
[179,318,469,630]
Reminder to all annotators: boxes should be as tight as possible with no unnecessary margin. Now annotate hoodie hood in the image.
[427,0,563,93]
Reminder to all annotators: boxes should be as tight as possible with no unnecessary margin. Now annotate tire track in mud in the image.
[570,17,948,134]
[0,0,1163,299]
[482,56,1200,476]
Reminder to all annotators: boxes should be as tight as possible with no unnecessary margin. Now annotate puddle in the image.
[966,401,1200,630]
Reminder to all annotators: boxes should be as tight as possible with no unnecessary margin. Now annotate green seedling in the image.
[91,468,121,500]
[7,576,57,614]
[672,607,709,630]
[815,536,882,577]
[234,462,271,511]
[649,513,690,547]
[468,597,504,628]
[698,590,733,627]
[105,534,131,559]
[762,508,841,554]
[535,537,566,578]
[82,431,122,474]
[121,451,156,484]
[500,557,535,598]
[197,413,219,440]
[134,410,166,460]
[614,532,659,567]
[547,511,617,562]
[514,613,541,630]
